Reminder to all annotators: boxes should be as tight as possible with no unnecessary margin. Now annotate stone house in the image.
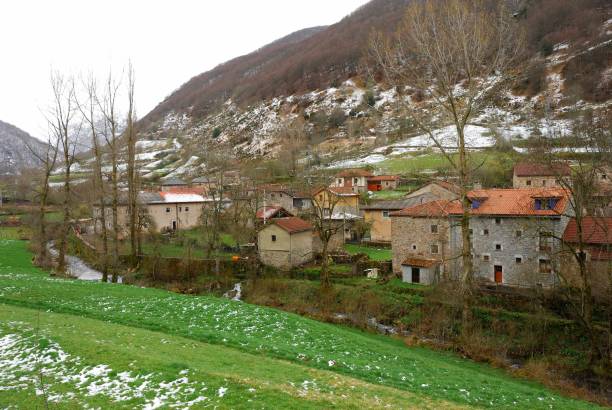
[561,217,612,299]
[258,217,314,269]
[160,177,189,191]
[259,184,297,213]
[367,175,400,191]
[405,180,461,201]
[93,190,210,234]
[512,162,571,188]
[313,187,360,216]
[361,193,438,242]
[390,200,456,284]
[391,188,572,287]
[331,169,373,193]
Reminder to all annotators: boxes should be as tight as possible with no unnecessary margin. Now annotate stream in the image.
[47,242,122,283]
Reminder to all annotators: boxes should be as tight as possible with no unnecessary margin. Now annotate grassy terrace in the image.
[0,238,601,408]
[344,244,392,261]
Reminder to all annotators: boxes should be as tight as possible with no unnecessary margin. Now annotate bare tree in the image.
[77,75,110,281]
[126,62,139,264]
[370,0,522,327]
[25,134,60,266]
[537,112,612,367]
[47,72,80,274]
[310,188,343,288]
[97,72,122,282]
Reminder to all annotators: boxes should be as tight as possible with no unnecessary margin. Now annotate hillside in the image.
[0,239,599,408]
[0,120,47,176]
[85,0,610,182]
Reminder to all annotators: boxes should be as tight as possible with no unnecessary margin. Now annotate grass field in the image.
[0,239,600,409]
[344,244,392,261]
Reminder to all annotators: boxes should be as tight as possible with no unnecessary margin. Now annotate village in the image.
[83,161,612,292]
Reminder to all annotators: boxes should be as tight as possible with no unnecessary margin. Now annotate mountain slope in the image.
[142,0,409,126]
[0,120,47,175]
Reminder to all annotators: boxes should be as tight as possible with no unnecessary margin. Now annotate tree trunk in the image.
[320,239,331,288]
[457,125,473,330]
[111,158,119,283]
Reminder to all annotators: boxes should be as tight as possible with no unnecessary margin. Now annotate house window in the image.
[516,230,522,238]
[430,224,438,233]
[483,254,490,262]
[185,207,189,212]
[535,198,558,210]
[166,207,171,213]
[337,179,343,185]
[483,229,489,235]
[179,206,182,212]
[539,231,552,252]
[430,244,439,254]
[354,178,359,184]
[526,180,532,186]
[271,235,277,242]
[382,211,390,218]
[469,229,473,236]
[539,258,552,273]
[601,174,607,180]
[515,256,523,264]
[412,244,417,251]
[542,180,547,186]
[471,199,481,209]
[495,218,501,225]
[495,243,502,251]
[271,193,275,198]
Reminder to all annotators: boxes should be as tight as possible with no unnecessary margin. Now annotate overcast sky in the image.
[0,0,370,141]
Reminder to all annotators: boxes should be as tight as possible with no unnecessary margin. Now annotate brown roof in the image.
[325,186,360,197]
[467,188,569,216]
[563,217,612,245]
[272,217,313,234]
[361,193,439,211]
[367,175,399,182]
[393,188,569,218]
[256,206,293,219]
[514,162,571,177]
[335,168,374,178]
[432,180,462,195]
[401,257,440,268]
[391,200,461,217]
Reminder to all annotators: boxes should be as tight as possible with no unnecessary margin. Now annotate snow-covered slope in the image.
[0,120,47,176]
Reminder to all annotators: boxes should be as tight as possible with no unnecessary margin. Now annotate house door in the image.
[411,268,420,284]
[172,221,177,231]
[494,265,503,284]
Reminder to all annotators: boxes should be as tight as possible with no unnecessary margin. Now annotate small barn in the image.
[258,217,314,269]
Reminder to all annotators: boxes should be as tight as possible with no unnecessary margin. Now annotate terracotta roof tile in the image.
[335,168,374,178]
[401,257,440,268]
[272,217,313,234]
[391,200,461,217]
[256,206,293,219]
[393,188,569,217]
[367,175,399,182]
[514,162,571,177]
[563,217,612,244]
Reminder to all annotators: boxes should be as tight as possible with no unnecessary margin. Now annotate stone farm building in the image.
[93,190,228,234]
[391,188,572,287]
[258,217,314,269]
[361,193,439,242]
[331,169,373,193]
[512,162,571,188]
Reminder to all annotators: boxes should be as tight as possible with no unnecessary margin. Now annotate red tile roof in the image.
[401,257,440,268]
[391,200,461,217]
[467,188,568,216]
[272,217,313,234]
[514,162,571,177]
[256,206,293,219]
[367,175,399,182]
[393,188,569,217]
[335,168,374,178]
[562,217,612,244]
[326,186,360,196]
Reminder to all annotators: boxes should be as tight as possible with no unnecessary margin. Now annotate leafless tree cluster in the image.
[370,0,523,328]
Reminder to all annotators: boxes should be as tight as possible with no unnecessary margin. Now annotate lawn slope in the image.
[0,239,600,409]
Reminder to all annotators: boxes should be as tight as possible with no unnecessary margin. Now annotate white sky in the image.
[0,0,369,141]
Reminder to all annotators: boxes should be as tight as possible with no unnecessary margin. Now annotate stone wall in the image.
[391,215,451,275]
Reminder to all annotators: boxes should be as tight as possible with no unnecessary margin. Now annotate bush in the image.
[328,108,347,128]
[211,127,222,139]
